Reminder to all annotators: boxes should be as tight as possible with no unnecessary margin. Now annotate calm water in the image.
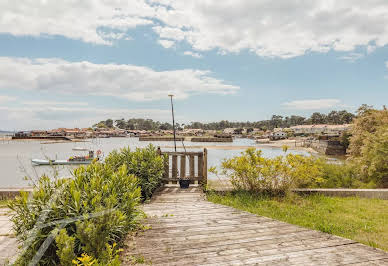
[0,137,308,187]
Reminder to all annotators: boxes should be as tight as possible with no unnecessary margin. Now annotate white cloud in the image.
[367,45,377,54]
[0,1,154,45]
[339,52,364,62]
[158,39,175,48]
[183,51,202,58]
[1,1,388,57]
[149,0,388,58]
[22,101,89,106]
[282,99,345,110]
[0,105,171,130]
[0,57,239,101]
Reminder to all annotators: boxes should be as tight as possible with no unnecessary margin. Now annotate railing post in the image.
[180,155,186,179]
[198,154,203,182]
[203,148,208,185]
[172,155,178,179]
[189,155,195,178]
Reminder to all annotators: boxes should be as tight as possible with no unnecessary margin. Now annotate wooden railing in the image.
[157,147,207,185]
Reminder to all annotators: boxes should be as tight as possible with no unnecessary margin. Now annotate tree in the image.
[310,112,327,124]
[115,119,127,129]
[348,106,388,157]
[357,124,388,187]
[337,110,355,124]
[105,119,114,128]
[93,121,108,128]
[270,115,283,128]
[327,110,355,124]
[348,106,388,187]
[327,111,340,124]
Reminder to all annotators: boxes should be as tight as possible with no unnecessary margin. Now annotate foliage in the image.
[105,144,165,200]
[93,119,111,128]
[207,191,388,251]
[186,110,353,130]
[56,229,76,266]
[113,118,175,131]
[9,163,141,265]
[348,106,388,187]
[212,147,372,190]
[94,109,354,131]
[210,148,325,195]
[357,124,388,187]
[314,161,369,188]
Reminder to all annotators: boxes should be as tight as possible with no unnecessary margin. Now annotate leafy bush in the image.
[211,148,373,193]
[316,161,372,188]
[356,124,388,187]
[105,144,165,200]
[347,106,388,187]
[9,163,141,265]
[210,148,324,195]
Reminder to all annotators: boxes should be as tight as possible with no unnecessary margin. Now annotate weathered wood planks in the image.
[122,188,388,265]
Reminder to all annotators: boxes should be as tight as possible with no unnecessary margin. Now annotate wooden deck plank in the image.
[122,188,388,265]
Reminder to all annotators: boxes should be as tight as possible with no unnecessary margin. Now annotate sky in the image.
[0,0,388,130]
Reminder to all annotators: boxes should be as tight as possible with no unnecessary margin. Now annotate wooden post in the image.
[180,155,186,179]
[172,155,178,179]
[189,155,195,178]
[203,148,208,185]
[163,155,169,180]
[198,154,203,181]
[157,146,161,155]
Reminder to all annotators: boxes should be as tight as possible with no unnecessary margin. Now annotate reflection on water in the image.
[0,137,309,187]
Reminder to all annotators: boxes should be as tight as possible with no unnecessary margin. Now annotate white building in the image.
[270,131,287,140]
[290,124,352,135]
[222,128,234,134]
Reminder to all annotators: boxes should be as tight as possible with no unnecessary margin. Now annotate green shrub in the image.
[105,144,165,200]
[210,148,324,195]
[316,161,370,188]
[212,148,372,192]
[9,163,141,265]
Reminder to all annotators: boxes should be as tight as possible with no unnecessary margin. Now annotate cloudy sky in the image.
[1,0,388,130]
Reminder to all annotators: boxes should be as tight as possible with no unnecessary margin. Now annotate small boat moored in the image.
[72,147,90,151]
[32,150,101,166]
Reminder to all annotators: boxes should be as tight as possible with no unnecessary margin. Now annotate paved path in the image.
[123,187,388,265]
[0,208,18,265]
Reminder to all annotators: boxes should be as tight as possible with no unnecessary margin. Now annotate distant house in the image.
[290,124,351,136]
[269,131,287,140]
[181,129,204,136]
[223,128,236,134]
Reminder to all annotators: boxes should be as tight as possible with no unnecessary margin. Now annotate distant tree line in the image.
[93,110,355,131]
[185,110,355,130]
[93,118,179,131]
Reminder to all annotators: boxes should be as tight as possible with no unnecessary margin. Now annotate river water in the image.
[0,137,308,187]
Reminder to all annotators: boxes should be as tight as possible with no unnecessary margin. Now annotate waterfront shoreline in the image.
[162,141,317,153]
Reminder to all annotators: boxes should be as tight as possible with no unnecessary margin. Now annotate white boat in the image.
[32,150,101,166]
[31,159,93,165]
[72,147,90,151]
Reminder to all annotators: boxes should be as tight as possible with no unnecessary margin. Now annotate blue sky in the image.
[0,1,387,130]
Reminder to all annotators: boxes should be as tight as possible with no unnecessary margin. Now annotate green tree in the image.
[348,106,388,187]
[357,124,388,187]
[309,112,327,124]
[115,118,127,129]
[105,119,114,128]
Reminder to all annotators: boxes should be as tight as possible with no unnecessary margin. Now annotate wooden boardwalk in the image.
[123,187,388,265]
[0,208,18,265]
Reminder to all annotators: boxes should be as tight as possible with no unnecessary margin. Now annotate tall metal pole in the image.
[168,94,177,151]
